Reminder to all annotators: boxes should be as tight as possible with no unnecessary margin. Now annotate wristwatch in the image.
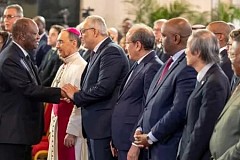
[147,135,153,145]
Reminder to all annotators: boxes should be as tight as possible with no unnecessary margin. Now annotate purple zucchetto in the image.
[66,27,81,37]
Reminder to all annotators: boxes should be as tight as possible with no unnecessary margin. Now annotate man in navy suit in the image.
[62,15,129,160]
[111,24,163,160]
[133,17,196,160]
[178,29,230,160]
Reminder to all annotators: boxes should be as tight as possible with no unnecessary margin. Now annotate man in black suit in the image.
[207,21,233,82]
[38,24,64,86]
[111,24,163,160]
[133,17,196,160]
[0,18,62,160]
[62,15,129,160]
[178,29,230,160]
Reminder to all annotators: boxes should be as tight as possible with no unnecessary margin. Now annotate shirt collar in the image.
[93,37,108,53]
[197,62,214,82]
[12,41,29,57]
[219,46,227,53]
[137,50,153,64]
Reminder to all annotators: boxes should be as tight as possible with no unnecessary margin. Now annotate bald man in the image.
[207,21,233,82]
[133,17,196,160]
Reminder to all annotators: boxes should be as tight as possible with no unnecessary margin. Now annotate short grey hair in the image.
[130,24,155,50]
[5,4,24,17]
[85,15,108,36]
[187,29,220,64]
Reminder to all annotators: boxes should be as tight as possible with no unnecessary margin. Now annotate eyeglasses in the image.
[2,15,20,20]
[80,28,95,34]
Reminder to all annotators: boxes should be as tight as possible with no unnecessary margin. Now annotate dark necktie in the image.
[195,80,201,88]
[26,55,37,78]
[157,57,173,84]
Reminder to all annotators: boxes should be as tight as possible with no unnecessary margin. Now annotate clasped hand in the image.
[60,84,78,102]
[133,133,151,148]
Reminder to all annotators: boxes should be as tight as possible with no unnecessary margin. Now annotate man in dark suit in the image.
[62,15,129,160]
[209,28,240,160]
[38,24,64,86]
[133,17,196,160]
[178,29,230,160]
[0,18,62,160]
[33,16,51,66]
[111,24,163,160]
[207,21,233,82]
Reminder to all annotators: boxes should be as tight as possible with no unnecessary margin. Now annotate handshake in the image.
[60,84,78,102]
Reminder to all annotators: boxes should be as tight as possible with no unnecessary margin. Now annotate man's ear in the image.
[174,34,181,44]
[20,33,26,41]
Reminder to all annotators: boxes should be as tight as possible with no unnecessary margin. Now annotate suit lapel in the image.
[145,54,185,104]
[218,85,240,120]
[186,64,218,115]
[13,43,40,85]
[118,63,143,98]
[117,51,157,100]
[82,38,113,86]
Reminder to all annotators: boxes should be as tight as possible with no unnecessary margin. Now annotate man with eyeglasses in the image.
[207,21,233,82]
[1,4,23,52]
[62,15,129,160]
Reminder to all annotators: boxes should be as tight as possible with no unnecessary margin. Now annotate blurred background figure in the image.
[227,22,235,31]
[3,4,23,33]
[108,27,119,44]
[191,24,206,31]
[33,16,51,67]
[119,18,133,53]
[0,17,5,31]
[207,21,233,82]
[38,24,64,86]
[1,4,23,52]
[121,18,133,36]
[153,19,169,62]
[0,31,10,51]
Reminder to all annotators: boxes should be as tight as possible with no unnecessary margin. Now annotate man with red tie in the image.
[133,17,197,160]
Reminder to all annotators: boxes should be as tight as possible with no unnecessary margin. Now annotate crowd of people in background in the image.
[1,3,240,160]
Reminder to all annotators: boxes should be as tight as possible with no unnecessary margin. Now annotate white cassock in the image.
[47,52,88,160]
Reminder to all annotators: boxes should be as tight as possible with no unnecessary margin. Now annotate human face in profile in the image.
[23,21,40,50]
